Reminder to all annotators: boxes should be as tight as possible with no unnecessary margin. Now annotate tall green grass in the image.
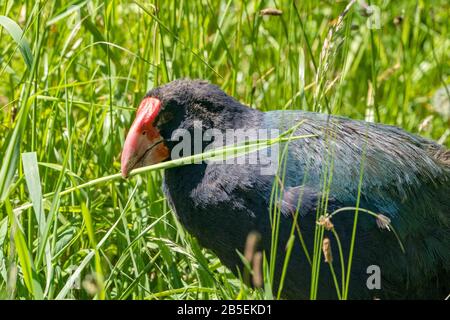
[0,0,448,299]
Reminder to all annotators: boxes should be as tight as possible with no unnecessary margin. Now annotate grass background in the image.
[0,0,449,299]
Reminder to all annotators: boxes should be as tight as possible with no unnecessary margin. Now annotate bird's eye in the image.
[157,112,174,125]
[142,131,147,136]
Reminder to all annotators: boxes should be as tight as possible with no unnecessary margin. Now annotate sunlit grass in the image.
[0,0,448,300]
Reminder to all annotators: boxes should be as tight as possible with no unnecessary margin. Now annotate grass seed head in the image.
[376,214,391,231]
[244,231,261,263]
[317,214,334,231]
[252,252,263,288]
[260,8,283,16]
[322,238,333,263]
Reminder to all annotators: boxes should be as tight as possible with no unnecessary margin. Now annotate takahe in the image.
[121,79,450,299]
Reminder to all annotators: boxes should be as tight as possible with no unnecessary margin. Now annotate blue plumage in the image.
[147,80,450,299]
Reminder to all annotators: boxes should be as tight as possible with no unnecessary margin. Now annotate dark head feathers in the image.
[145,79,243,113]
[145,79,260,138]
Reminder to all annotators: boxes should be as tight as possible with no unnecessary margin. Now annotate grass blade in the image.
[0,15,33,70]
[22,152,44,233]
[4,197,43,299]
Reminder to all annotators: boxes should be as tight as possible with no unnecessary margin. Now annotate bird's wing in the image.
[263,110,450,219]
[278,185,341,218]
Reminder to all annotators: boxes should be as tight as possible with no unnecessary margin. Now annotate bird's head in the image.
[121,79,247,177]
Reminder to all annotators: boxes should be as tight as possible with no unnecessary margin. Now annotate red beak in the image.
[121,97,169,178]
